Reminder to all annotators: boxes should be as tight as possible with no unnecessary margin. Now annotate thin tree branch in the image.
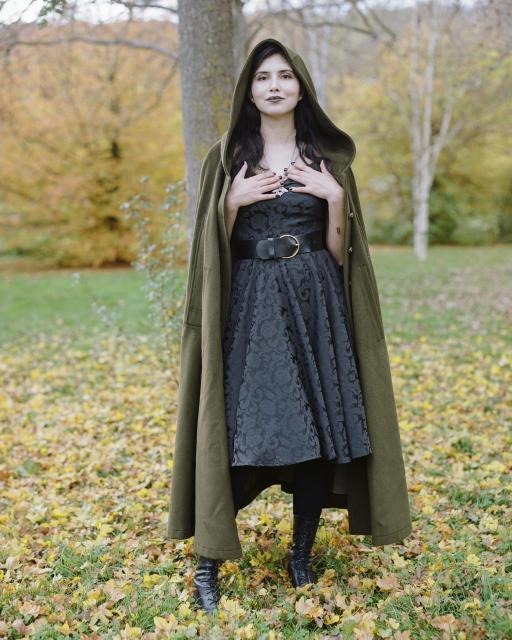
[113,0,177,13]
[2,33,177,59]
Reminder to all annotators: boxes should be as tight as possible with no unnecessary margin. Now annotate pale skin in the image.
[225,52,346,265]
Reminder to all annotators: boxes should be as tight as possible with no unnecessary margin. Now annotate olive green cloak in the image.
[165,38,412,559]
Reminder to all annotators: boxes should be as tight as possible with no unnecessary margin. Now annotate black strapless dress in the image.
[222,177,372,467]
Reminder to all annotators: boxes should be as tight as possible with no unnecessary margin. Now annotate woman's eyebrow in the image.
[255,69,294,74]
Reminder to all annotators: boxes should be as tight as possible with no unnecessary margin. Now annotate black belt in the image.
[232,229,325,261]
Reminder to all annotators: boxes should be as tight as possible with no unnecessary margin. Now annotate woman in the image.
[166,38,412,614]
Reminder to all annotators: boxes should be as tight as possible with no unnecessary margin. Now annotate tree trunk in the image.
[177,0,235,252]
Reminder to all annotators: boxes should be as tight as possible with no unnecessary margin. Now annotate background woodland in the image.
[0,0,511,267]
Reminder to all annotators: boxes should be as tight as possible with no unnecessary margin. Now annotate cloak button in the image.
[348,246,353,253]
[349,211,354,218]
[349,280,352,286]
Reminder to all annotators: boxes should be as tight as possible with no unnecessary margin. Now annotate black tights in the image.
[231,458,331,519]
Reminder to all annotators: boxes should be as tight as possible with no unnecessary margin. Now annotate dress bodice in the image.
[230,178,328,242]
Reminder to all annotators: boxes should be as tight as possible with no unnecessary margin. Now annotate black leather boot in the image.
[287,514,324,587]
[192,555,222,613]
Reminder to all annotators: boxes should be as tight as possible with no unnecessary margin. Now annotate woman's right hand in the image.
[226,161,282,211]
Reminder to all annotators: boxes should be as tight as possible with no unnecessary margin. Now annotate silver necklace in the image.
[262,142,298,197]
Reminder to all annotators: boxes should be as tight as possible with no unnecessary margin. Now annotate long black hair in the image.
[228,42,333,180]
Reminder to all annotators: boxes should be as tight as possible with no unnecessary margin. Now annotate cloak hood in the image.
[220,38,356,178]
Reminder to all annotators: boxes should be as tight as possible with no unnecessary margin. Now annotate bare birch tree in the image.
[383,0,510,260]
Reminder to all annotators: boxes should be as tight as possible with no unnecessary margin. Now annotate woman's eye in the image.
[256,74,293,80]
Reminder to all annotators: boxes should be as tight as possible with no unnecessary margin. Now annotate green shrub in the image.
[428,188,459,244]
[368,216,414,245]
[497,210,512,242]
[452,216,499,246]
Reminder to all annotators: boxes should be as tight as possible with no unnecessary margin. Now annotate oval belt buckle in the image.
[279,233,300,259]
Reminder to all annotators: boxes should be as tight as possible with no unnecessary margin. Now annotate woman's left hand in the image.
[284,157,344,202]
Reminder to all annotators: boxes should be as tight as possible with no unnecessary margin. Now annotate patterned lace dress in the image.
[222,177,373,467]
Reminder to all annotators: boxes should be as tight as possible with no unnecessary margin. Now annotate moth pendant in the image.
[273,185,289,197]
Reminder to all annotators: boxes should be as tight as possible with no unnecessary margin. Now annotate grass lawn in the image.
[0,267,186,346]
[0,245,510,638]
[1,245,509,345]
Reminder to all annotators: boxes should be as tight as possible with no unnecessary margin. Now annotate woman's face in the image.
[249,52,302,117]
